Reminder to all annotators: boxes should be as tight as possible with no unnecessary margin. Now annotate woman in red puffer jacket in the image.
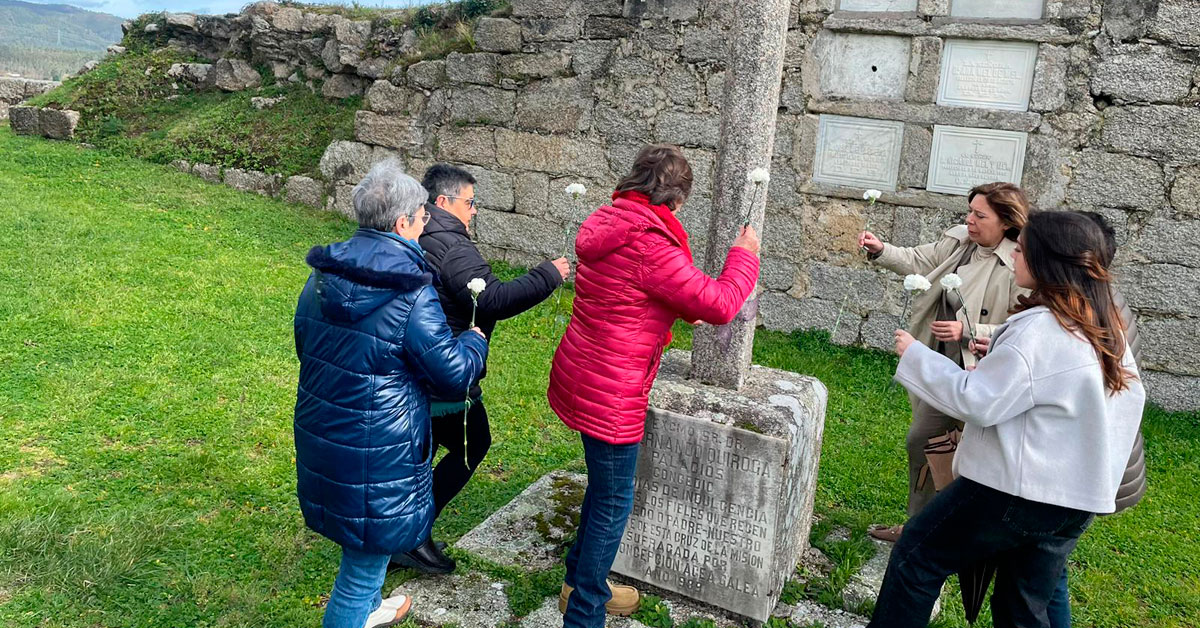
[548,144,760,628]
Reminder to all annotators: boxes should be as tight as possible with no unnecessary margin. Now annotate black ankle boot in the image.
[389,538,456,574]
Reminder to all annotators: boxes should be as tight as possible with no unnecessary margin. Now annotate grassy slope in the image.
[0,128,1197,627]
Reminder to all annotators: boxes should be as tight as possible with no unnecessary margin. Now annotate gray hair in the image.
[351,159,426,231]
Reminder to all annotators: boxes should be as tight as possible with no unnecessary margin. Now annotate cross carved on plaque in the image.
[972,140,986,154]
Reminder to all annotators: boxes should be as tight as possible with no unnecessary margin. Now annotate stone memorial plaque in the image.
[926,125,1027,195]
[816,33,911,101]
[839,0,918,11]
[937,39,1038,111]
[812,115,904,192]
[613,408,785,621]
[950,0,1043,19]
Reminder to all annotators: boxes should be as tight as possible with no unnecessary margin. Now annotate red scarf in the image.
[612,190,693,263]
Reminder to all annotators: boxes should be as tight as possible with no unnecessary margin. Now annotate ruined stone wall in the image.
[151,0,1200,410]
[0,78,59,120]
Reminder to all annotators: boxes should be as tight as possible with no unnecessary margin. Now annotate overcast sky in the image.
[25,0,428,19]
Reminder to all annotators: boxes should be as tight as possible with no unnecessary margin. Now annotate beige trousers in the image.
[906,394,965,517]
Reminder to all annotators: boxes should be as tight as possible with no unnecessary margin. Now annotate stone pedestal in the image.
[611,350,827,622]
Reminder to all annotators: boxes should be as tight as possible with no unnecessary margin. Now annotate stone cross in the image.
[690,0,791,390]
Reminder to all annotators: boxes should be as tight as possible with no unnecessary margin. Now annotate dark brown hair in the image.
[615,144,694,209]
[968,182,1030,242]
[1014,211,1134,394]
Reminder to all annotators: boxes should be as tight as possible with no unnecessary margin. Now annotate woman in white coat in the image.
[868,211,1145,628]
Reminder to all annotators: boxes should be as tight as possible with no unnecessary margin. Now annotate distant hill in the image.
[0,0,123,79]
[0,0,123,52]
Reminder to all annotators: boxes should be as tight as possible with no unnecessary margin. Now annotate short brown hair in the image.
[615,144,693,209]
[968,182,1030,242]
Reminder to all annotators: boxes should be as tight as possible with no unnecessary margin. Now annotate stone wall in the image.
[0,78,59,120]
[151,0,1200,410]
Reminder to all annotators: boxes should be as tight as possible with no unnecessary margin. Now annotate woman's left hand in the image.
[930,320,964,342]
[894,330,916,356]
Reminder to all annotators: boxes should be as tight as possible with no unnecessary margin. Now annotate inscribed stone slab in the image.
[612,408,785,621]
[950,0,1043,19]
[937,39,1038,111]
[812,115,904,192]
[926,125,1027,195]
[839,0,918,10]
[817,33,911,101]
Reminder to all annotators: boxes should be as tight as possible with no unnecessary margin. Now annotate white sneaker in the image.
[363,593,411,628]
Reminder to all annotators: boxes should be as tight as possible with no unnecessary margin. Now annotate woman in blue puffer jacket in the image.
[294,160,489,628]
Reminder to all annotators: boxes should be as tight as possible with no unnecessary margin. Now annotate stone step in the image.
[388,571,511,628]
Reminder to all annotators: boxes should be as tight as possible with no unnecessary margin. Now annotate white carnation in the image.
[863,189,882,202]
[467,278,487,296]
[748,168,771,184]
[940,273,963,290]
[903,274,932,292]
[564,183,587,197]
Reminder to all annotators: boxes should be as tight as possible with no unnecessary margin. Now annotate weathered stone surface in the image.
[1148,0,1200,46]
[1101,106,1200,163]
[165,12,197,29]
[807,262,888,306]
[1030,44,1069,113]
[1132,217,1200,268]
[515,78,592,133]
[904,36,942,104]
[327,182,355,217]
[514,171,550,216]
[250,95,285,109]
[475,207,563,258]
[284,175,325,208]
[210,58,262,91]
[521,16,584,43]
[1170,165,1200,217]
[654,111,720,148]
[899,123,932,189]
[449,85,515,125]
[39,108,80,140]
[495,128,607,176]
[167,62,212,85]
[1142,369,1200,413]
[1139,317,1200,375]
[365,80,409,114]
[106,44,127,55]
[1102,0,1154,40]
[1093,44,1194,104]
[760,291,861,344]
[388,572,510,628]
[271,6,303,31]
[437,126,498,166]
[1067,150,1164,210]
[223,168,281,196]
[474,17,522,53]
[455,470,584,570]
[626,350,825,622]
[787,601,868,628]
[8,106,40,135]
[322,73,367,99]
[806,100,1042,132]
[170,159,191,173]
[624,0,701,21]
[407,59,446,90]
[355,111,424,151]
[811,32,911,102]
[461,165,515,212]
[1118,263,1200,316]
[446,52,500,85]
[570,40,617,78]
[319,140,375,182]
[192,162,222,183]
[499,52,571,80]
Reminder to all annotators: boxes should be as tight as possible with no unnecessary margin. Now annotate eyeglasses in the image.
[443,195,477,210]
[414,211,431,225]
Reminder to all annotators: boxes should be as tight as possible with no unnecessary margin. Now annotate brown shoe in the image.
[868,524,904,543]
[558,580,640,616]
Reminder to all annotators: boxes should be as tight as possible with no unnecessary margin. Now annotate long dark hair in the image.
[1015,211,1134,393]
[615,144,694,209]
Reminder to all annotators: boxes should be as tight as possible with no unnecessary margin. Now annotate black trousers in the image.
[868,478,1093,628]
[430,400,492,517]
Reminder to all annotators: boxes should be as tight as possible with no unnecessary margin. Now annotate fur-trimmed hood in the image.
[305,228,433,322]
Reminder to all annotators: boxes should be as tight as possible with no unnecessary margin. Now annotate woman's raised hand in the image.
[733,225,760,256]
[859,231,884,255]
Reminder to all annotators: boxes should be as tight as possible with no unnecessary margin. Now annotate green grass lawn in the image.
[1,128,1197,627]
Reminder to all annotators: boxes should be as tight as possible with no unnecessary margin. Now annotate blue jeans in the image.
[323,546,391,628]
[869,478,1093,628]
[562,432,640,628]
[1047,567,1072,628]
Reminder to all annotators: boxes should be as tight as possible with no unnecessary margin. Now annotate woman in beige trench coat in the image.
[859,182,1030,542]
